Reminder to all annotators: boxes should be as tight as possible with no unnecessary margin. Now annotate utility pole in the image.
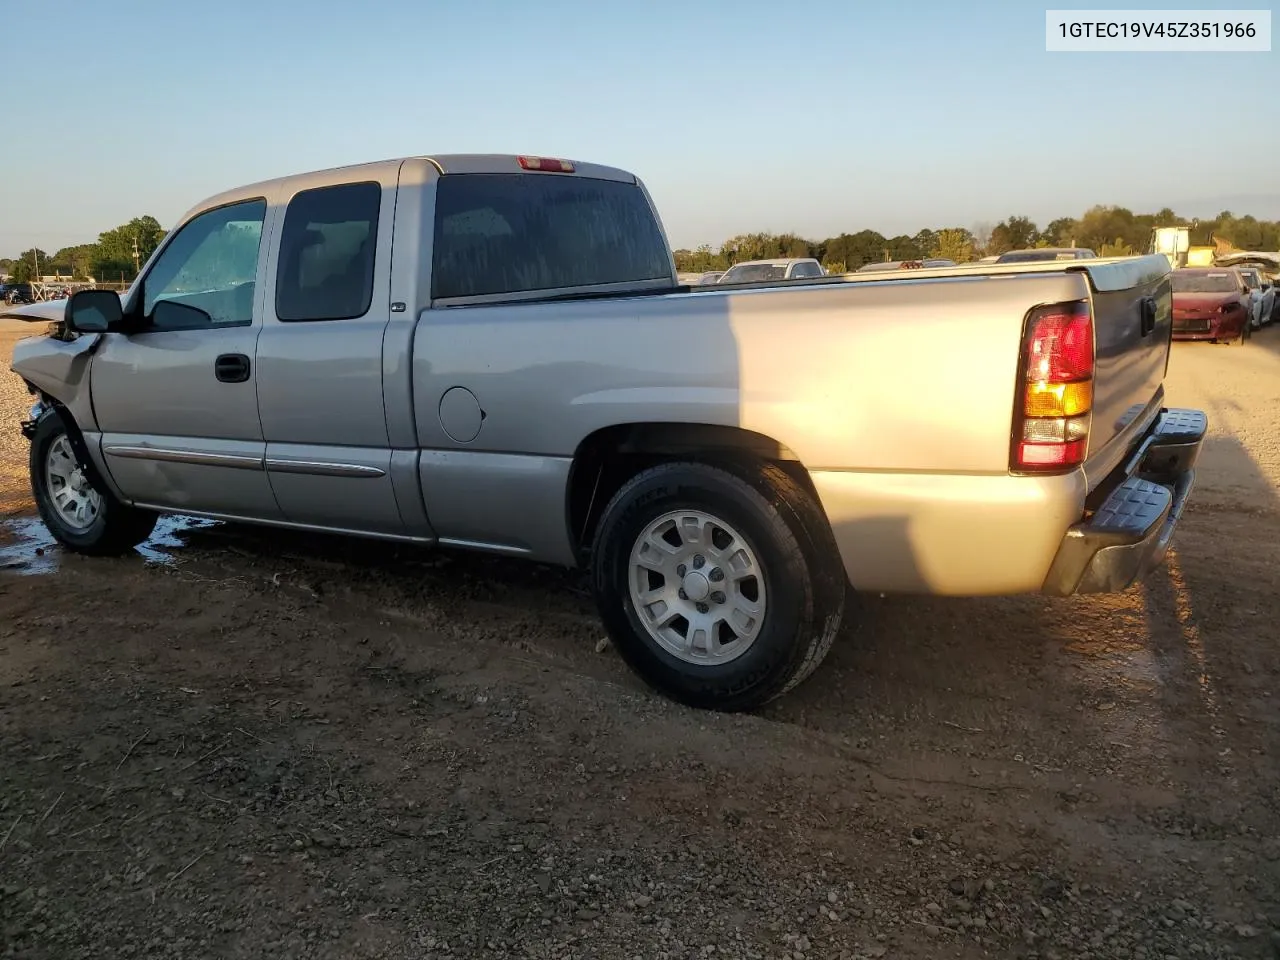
[132,234,140,275]
[33,247,39,280]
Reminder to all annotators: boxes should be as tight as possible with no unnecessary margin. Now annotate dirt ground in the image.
[1,317,1278,960]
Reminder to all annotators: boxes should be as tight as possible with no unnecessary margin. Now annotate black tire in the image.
[29,409,157,554]
[590,460,848,712]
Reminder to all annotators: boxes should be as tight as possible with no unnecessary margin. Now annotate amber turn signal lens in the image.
[1024,380,1092,418]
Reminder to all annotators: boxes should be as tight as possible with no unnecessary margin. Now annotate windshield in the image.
[1171,271,1239,293]
[720,264,787,283]
[1237,270,1260,287]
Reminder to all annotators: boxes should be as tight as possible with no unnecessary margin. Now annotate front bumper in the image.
[1041,407,1207,595]
[1172,316,1220,340]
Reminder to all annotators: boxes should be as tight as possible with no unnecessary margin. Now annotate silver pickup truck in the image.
[6,153,1206,711]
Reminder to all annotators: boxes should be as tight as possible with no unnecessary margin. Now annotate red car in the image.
[1171,268,1251,344]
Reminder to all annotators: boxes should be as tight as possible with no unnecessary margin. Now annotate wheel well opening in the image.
[565,423,817,562]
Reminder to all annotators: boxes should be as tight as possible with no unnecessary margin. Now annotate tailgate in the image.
[1083,255,1173,473]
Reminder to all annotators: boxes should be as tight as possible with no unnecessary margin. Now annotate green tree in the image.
[929,228,975,263]
[1042,218,1077,246]
[673,244,727,273]
[9,249,49,283]
[91,215,166,280]
[886,235,922,260]
[1072,205,1151,254]
[988,216,1039,254]
[912,229,938,259]
[823,230,887,270]
[48,243,98,280]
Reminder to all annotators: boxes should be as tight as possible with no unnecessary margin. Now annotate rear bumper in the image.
[1041,408,1207,595]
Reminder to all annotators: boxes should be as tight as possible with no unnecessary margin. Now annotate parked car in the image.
[856,259,956,272]
[1171,268,1252,344]
[6,152,1206,712]
[1233,267,1275,328]
[1212,254,1280,323]
[696,271,724,285]
[717,258,825,283]
[995,248,1097,264]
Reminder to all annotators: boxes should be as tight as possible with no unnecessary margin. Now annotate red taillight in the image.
[1025,306,1093,381]
[1012,300,1094,473]
[1018,439,1085,467]
[517,155,575,173]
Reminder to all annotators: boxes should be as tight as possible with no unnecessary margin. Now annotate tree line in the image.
[1,216,167,284]
[5,203,1278,284]
[674,206,1280,274]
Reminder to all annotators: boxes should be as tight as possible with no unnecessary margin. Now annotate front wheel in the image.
[590,460,847,711]
[29,410,158,554]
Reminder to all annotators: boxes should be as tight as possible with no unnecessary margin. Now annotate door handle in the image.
[214,353,251,383]
[1139,296,1157,337]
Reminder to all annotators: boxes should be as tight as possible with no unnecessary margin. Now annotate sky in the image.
[1,0,1276,256]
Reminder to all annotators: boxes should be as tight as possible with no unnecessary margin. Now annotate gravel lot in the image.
[0,322,35,518]
[2,318,1279,960]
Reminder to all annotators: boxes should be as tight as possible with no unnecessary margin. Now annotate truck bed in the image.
[428,253,1173,490]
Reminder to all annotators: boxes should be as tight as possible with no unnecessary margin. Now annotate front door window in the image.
[141,199,267,329]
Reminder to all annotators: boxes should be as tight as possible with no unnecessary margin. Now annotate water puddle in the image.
[0,514,223,576]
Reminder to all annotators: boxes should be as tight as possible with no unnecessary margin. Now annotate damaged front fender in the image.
[20,394,48,440]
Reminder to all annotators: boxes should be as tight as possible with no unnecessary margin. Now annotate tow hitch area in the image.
[1042,407,1208,596]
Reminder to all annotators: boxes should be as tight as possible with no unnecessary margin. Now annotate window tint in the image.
[276,181,380,322]
[431,174,671,300]
[142,199,266,329]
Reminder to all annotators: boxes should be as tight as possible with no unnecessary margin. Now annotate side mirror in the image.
[65,289,123,333]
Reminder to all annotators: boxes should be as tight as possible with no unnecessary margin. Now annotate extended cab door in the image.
[91,195,284,519]
[253,165,429,537]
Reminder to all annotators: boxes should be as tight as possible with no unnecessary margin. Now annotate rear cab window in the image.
[275,181,380,321]
[430,174,671,300]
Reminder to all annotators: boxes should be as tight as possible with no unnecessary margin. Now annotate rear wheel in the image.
[590,460,847,711]
[30,410,157,554]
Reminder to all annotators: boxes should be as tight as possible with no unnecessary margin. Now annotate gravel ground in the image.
[0,321,35,516]
[2,322,1279,960]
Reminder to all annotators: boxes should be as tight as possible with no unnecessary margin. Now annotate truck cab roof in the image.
[187,154,639,223]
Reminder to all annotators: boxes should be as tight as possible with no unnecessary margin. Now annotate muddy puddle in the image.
[0,514,222,574]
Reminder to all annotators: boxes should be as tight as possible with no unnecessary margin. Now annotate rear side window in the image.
[431,174,670,300]
[276,181,380,321]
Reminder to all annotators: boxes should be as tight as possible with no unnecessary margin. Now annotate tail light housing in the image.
[1011,300,1094,473]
